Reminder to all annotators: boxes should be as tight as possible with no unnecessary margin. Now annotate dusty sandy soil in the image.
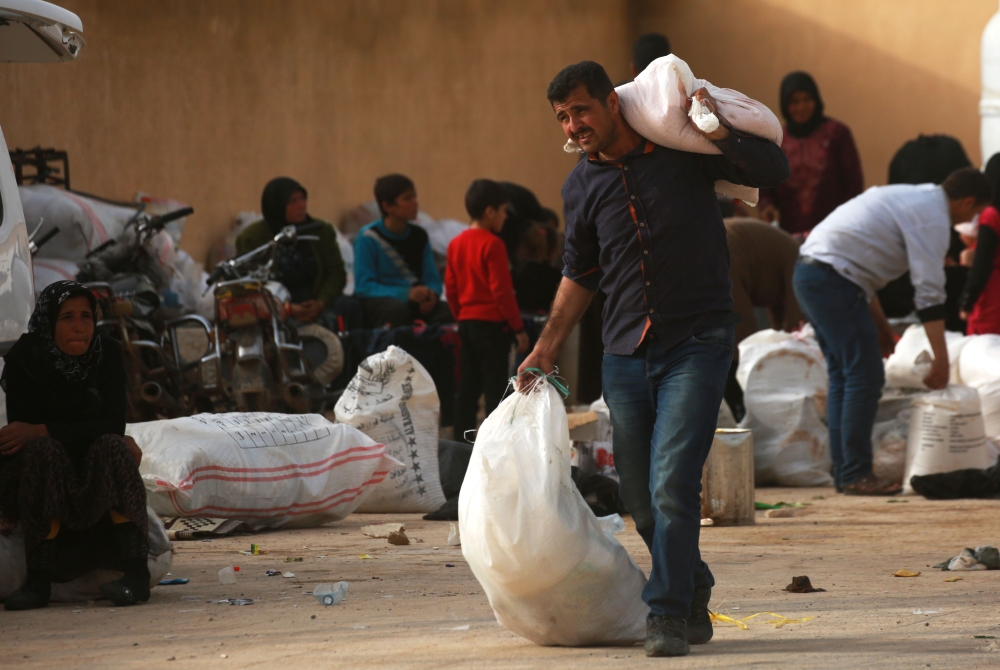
[2,488,999,669]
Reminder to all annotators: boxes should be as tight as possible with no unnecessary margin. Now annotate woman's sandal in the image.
[99,574,151,606]
[4,586,50,611]
[843,474,903,496]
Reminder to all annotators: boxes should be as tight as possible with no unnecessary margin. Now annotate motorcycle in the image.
[184,224,336,414]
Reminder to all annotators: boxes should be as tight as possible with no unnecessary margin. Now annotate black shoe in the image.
[687,585,713,645]
[5,579,50,611]
[645,615,689,657]
[99,559,151,606]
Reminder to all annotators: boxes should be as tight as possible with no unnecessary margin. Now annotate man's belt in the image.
[798,255,835,273]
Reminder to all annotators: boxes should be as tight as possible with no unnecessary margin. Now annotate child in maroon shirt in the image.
[445,180,529,441]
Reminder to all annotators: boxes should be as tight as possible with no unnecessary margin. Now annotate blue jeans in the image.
[793,260,884,487]
[602,324,734,618]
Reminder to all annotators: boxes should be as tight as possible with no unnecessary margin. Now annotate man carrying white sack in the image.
[794,167,992,495]
[518,61,788,657]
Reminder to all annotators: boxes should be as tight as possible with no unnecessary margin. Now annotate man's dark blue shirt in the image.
[562,131,790,355]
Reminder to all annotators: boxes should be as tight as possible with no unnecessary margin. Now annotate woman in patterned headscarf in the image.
[0,281,149,611]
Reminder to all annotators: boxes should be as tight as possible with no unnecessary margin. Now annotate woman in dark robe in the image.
[0,281,149,610]
[759,72,864,238]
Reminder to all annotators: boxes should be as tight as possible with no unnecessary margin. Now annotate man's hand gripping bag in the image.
[459,378,648,646]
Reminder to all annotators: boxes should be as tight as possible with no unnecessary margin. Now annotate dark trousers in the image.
[793,260,884,487]
[361,297,453,329]
[454,320,513,442]
[601,325,734,618]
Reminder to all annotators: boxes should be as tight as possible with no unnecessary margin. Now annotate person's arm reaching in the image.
[960,226,999,316]
[868,295,898,358]
[516,277,594,390]
[922,319,949,390]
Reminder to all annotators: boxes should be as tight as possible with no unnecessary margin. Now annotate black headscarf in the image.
[26,280,103,385]
[261,177,308,235]
[780,71,826,138]
[985,154,1000,209]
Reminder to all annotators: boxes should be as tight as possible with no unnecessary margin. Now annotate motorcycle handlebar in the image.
[146,206,194,232]
[32,227,60,252]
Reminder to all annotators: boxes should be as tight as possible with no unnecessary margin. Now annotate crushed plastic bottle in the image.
[447,523,461,546]
[218,566,238,585]
[597,514,626,535]
[313,582,349,606]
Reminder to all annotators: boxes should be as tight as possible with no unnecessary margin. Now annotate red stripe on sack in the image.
[175,452,387,489]
[35,260,76,281]
[165,470,390,518]
[62,190,110,247]
[175,443,385,487]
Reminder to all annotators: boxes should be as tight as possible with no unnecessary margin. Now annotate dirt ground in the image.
[2,487,999,669]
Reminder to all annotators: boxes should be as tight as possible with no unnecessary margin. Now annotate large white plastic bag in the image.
[615,54,783,206]
[737,328,833,486]
[885,324,969,389]
[957,334,1000,388]
[131,413,397,529]
[460,379,648,646]
[336,346,447,513]
[903,385,992,494]
[0,507,173,603]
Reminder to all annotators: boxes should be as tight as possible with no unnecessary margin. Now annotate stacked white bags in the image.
[460,379,647,646]
[613,54,783,206]
[736,329,833,486]
[335,346,447,513]
[132,412,397,529]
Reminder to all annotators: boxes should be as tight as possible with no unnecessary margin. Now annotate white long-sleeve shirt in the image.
[800,184,949,316]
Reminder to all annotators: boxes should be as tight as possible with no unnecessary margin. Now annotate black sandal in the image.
[843,474,902,496]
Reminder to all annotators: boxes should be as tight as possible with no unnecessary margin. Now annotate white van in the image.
[0,0,84,355]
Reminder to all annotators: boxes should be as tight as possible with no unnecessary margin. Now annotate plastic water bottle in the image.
[218,566,238,585]
[313,582,348,606]
[597,514,626,535]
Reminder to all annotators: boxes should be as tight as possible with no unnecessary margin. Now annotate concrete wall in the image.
[0,0,630,263]
[635,0,999,188]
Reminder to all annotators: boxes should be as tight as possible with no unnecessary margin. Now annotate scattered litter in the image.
[351,625,367,629]
[180,595,203,601]
[361,523,405,538]
[249,544,261,554]
[317,555,326,559]
[933,546,999,571]
[755,501,804,510]
[178,609,205,613]
[227,599,254,606]
[265,570,281,577]
[710,611,814,629]
[886,499,909,503]
[893,569,921,577]
[912,608,942,614]
[285,557,304,563]
[387,530,410,546]
[158,578,189,586]
[313,582,349,606]
[282,572,295,579]
[221,653,228,658]
[440,624,470,631]
[765,508,798,518]
[359,554,377,560]
[944,576,964,582]
[975,635,998,639]
[448,523,461,546]
[700,518,714,527]
[786,576,826,593]
[812,495,825,500]
[218,566,239,585]
[71,610,83,614]
[445,564,455,568]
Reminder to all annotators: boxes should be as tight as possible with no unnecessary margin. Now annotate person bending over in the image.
[795,167,992,495]
[0,281,149,610]
[236,177,347,331]
[445,179,529,441]
[518,61,788,657]
[354,174,451,328]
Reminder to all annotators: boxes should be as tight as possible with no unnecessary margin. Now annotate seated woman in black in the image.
[0,281,149,610]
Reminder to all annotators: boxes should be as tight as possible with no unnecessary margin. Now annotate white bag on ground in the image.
[335,346,447,513]
[957,334,1000,389]
[614,54,783,206]
[737,328,833,486]
[19,184,141,260]
[871,391,919,484]
[903,385,992,494]
[31,257,79,296]
[131,413,396,529]
[0,507,172,603]
[460,379,648,646]
[885,324,969,389]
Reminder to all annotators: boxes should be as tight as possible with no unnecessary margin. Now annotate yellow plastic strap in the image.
[109,509,130,524]
[45,519,60,540]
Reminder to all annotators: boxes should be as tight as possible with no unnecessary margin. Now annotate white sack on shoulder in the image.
[132,413,396,529]
[335,346,447,513]
[460,379,648,646]
[617,54,782,206]
[0,508,172,603]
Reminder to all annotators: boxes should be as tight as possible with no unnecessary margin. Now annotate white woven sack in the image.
[0,507,173,603]
[903,385,992,494]
[335,346,447,513]
[615,54,783,206]
[460,378,648,646]
[31,258,79,296]
[957,334,1000,389]
[131,413,396,529]
[737,328,833,486]
[885,324,969,389]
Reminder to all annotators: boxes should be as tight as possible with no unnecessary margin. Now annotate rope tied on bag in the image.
[511,368,570,398]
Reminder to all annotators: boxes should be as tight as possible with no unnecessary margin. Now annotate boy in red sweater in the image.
[446,179,530,441]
